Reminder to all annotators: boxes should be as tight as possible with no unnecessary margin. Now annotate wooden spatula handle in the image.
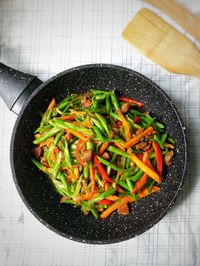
[142,0,200,42]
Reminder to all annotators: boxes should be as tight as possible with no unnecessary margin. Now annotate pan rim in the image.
[10,63,189,244]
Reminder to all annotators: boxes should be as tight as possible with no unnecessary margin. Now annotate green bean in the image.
[110,90,119,111]
[106,94,111,114]
[120,167,136,180]
[89,188,115,203]
[46,144,55,168]
[34,125,52,134]
[92,95,98,110]
[127,117,142,129]
[90,89,109,95]
[62,138,72,168]
[126,179,134,192]
[97,156,124,172]
[130,169,144,182]
[59,172,70,196]
[154,134,166,149]
[86,140,94,151]
[95,173,104,187]
[31,158,50,174]
[83,162,89,179]
[148,180,155,193]
[168,137,175,144]
[81,202,99,218]
[53,130,64,145]
[57,95,72,110]
[40,109,52,127]
[91,117,105,133]
[156,122,165,129]
[95,95,106,100]
[118,181,129,191]
[161,133,168,146]
[93,126,104,142]
[74,176,83,197]
[110,112,121,121]
[33,127,60,145]
[95,113,110,135]
[126,157,131,169]
[53,151,62,177]
[107,146,129,158]
[51,119,93,136]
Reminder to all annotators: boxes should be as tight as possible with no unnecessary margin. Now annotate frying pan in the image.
[0,63,188,244]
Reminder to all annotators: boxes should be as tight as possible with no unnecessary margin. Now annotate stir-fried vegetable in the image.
[32,89,175,218]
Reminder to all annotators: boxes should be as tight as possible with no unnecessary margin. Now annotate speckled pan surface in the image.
[10,64,188,244]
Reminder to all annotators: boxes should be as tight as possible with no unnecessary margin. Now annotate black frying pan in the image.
[0,63,188,244]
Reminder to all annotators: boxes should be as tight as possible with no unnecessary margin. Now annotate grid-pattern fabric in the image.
[0,1,200,265]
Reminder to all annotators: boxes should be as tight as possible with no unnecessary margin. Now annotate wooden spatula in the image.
[122,8,200,77]
[142,0,200,42]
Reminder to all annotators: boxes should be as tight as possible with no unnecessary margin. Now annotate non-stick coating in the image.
[10,64,188,244]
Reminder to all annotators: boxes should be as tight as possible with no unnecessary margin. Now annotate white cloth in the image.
[0,0,200,265]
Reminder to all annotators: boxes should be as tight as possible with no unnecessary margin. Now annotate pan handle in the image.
[0,63,42,115]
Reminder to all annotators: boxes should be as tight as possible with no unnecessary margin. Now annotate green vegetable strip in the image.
[107,146,129,158]
[52,119,93,136]
[83,162,89,179]
[106,94,111,114]
[110,90,119,111]
[89,188,115,203]
[91,118,105,133]
[33,127,60,144]
[53,151,62,178]
[95,113,110,136]
[61,138,72,168]
[130,169,144,182]
[54,130,64,145]
[31,158,50,174]
[93,126,104,142]
[59,173,70,196]
[97,156,124,172]
[118,180,129,191]
[126,179,134,192]
[148,180,155,193]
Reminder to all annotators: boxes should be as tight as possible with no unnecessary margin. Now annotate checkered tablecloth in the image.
[0,1,200,265]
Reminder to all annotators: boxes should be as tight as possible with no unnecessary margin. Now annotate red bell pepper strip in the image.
[152,141,163,176]
[75,140,86,167]
[118,97,144,107]
[98,199,114,205]
[93,153,113,183]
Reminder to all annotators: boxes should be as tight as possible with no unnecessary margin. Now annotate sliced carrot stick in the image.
[47,98,56,111]
[77,193,100,201]
[106,195,120,201]
[66,128,88,141]
[125,127,154,148]
[39,137,54,147]
[100,196,134,219]
[138,186,160,198]
[129,153,161,183]
[104,182,110,191]
[117,109,131,141]
[59,115,75,121]
[116,185,125,193]
[99,142,109,156]
[114,141,126,151]
[142,152,155,170]
[132,173,148,194]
